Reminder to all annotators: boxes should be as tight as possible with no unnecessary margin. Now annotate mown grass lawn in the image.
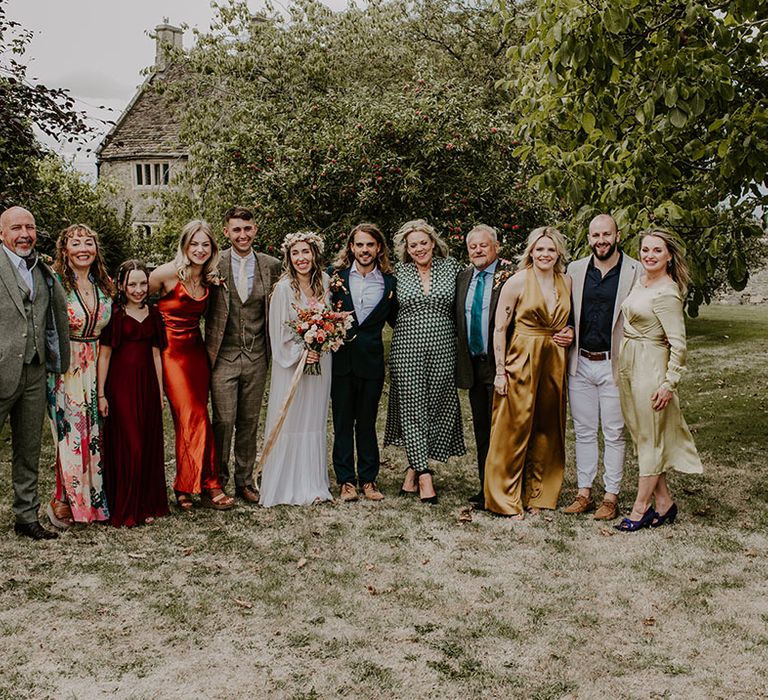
[1,304,766,699]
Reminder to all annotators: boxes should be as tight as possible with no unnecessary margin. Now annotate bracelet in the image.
[97,394,105,398]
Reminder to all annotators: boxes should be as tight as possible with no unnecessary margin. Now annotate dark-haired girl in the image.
[97,260,169,527]
[47,224,114,527]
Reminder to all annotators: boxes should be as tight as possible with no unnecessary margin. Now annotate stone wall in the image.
[100,157,186,233]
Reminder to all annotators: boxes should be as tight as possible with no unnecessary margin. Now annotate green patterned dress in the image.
[384,257,465,471]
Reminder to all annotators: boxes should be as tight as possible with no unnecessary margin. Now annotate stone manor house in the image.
[96,22,187,237]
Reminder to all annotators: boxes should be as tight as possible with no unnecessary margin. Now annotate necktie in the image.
[236,257,249,303]
[469,270,487,356]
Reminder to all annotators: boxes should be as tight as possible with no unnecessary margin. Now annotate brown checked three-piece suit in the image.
[205,248,281,493]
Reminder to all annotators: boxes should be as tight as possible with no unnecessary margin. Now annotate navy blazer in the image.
[329,266,397,379]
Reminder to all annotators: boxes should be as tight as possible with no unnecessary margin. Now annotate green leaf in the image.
[670,108,687,128]
[664,86,678,108]
[727,248,748,290]
[582,111,596,134]
[643,97,655,124]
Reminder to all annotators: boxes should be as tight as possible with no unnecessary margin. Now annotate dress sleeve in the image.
[149,305,168,350]
[269,280,304,369]
[652,286,687,392]
[100,306,117,348]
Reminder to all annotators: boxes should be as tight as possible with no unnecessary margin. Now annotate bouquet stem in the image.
[303,362,322,376]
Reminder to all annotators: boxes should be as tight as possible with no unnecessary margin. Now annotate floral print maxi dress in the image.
[48,281,112,522]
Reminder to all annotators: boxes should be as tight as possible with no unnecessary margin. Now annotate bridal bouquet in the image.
[287,302,354,375]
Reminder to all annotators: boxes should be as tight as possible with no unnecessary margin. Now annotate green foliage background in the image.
[156,0,551,263]
[0,2,132,273]
[500,0,767,311]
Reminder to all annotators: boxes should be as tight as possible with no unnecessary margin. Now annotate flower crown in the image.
[281,230,324,255]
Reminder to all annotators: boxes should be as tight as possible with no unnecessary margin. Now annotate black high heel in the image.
[651,503,678,527]
[400,467,418,496]
[418,469,438,505]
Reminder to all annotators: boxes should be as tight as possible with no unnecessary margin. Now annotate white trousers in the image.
[568,356,626,495]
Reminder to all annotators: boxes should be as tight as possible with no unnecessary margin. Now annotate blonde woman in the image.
[149,220,233,511]
[615,230,702,531]
[384,219,465,504]
[484,227,573,518]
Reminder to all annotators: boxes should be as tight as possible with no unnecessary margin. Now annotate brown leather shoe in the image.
[362,482,384,501]
[594,499,619,521]
[236,486,260,503]
[340,483,359,502]
[563,494,594,514]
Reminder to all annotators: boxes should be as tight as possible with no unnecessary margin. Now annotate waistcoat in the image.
[219,267,267,361]
[10,264,50,363]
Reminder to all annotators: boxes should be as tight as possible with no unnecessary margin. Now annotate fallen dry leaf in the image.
[543,516,553,522]
[643,617,656,626]
[366,585,378,595]
[421,559,430,565]
[744,549,759,558]
[297,557,307,569]
[182,547,194,556]
[365,563,375,571]
[458,507,473,523]
[232,598,253,609]
[127,553,146,560]
[598,527,615,537]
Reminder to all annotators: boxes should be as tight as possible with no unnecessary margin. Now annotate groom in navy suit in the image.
[329,223,397,502]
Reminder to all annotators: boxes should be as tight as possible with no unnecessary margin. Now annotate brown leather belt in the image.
[580,349,610,361]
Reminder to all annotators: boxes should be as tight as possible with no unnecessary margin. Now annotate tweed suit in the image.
[0,248,69,524]
[205,248,281,490]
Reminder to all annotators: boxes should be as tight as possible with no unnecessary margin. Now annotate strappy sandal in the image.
[47,498,74,530]
[201,489,234,511]
[175,492,194,512]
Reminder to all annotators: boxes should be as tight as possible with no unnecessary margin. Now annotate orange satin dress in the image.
[156,282,220,494]
[484,269,570,515]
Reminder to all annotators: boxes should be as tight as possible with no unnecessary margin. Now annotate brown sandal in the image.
[175,492,194,511]
[47,498,74,529]
[201,489,234,511]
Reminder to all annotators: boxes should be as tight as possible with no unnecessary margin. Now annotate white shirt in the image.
[3,245,36,298]
[348,261,385,324]
[231,249,255,299]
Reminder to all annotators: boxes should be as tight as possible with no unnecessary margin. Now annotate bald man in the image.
[0,207,70,540]
[563,214,642,520]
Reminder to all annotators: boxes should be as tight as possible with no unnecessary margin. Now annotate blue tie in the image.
[469,270,487,356]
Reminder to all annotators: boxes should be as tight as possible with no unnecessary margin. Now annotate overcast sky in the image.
[7,0,344,176]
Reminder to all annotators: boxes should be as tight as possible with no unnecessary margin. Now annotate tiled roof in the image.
[97,64,187,161]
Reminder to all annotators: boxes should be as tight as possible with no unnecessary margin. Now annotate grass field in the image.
[1,304,766,699]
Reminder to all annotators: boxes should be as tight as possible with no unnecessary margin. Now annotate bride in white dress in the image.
[259,231,333,507]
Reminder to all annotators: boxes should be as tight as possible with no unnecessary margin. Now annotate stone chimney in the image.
[154,20,183,72]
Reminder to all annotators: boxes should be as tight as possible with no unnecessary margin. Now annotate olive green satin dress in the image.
[484,269,570,515]
[618,281,702,476]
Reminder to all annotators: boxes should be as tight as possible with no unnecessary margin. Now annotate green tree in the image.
[501,0,767,311]
[156,0,549,261]
[0,3,131,272]
[0,1,90,208]
[29,156,133,273]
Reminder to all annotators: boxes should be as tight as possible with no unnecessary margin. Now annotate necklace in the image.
[187,276,203,298]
